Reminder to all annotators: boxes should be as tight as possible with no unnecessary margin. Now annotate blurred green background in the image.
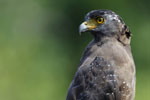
[0,0,149,100]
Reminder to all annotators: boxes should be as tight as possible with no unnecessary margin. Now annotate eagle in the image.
[66,10,136,100]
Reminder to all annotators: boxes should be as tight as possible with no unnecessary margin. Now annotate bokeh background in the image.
[0,0,149,100]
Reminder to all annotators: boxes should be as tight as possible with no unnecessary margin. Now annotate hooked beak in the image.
[79,22,88,34]
[79,20,97,35]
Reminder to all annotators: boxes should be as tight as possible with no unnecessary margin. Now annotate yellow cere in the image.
[85,19,98,29]
[84,17,105,30]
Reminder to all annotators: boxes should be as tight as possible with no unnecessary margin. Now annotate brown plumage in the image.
[66,10,136,100]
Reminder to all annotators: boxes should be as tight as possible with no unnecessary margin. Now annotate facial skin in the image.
[79,10,125,37]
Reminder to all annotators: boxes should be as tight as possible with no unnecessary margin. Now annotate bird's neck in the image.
[92,31,123,44]
[92,34,118,47]
[91,32,112,41]
[93,34,109,43]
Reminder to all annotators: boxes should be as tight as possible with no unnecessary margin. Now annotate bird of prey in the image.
[66,10,136,100]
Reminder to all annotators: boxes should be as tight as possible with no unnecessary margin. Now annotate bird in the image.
[66,9,136,100]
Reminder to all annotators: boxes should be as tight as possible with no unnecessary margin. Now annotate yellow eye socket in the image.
[96,17,105,24]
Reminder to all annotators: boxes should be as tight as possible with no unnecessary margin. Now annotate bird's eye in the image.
[96,17,105,24]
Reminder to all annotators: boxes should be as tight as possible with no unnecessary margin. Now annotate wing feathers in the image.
[66,57,121,100]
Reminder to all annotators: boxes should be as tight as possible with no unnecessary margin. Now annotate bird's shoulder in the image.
[80,38,134,68]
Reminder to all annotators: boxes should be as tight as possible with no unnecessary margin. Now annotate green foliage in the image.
[0,0,149,100]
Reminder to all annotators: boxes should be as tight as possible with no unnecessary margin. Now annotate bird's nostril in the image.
[84,22,88,25]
